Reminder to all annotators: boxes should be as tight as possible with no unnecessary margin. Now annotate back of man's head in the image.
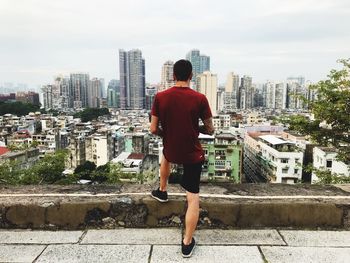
[174,60,192,81]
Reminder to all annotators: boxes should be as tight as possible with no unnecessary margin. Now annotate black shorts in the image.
[180,161,204,194]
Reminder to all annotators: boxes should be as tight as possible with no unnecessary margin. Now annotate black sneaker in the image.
[151,188,168,202]
[182,238,196,258]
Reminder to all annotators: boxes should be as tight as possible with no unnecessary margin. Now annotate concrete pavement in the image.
[0,228,350,263]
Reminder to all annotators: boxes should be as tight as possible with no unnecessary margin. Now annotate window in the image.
[215,160,225,165]
[326,160,332,168]
[294,169,298,174]
[282,168,289,174]
[281,158,289,164]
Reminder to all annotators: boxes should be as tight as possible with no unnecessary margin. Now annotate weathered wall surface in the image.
[0,184,349,230]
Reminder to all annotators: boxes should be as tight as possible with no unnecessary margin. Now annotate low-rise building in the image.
[66,136,86,169]
[111,152,145,179]
[258,134,303,183]
[0,148,40,169]
[312,147,350,182]
[85,131,113,167]
[213,115,231,130]
[199,132,242,182]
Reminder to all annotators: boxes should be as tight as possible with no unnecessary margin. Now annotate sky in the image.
[0,0,350,89]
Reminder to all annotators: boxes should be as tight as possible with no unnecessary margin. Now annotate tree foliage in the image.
[281,59,350,163]
[312,168,350,184]
[0,151,156,185]
[73,108,110,122]
[0,101,41,116]
[0,150,68,185]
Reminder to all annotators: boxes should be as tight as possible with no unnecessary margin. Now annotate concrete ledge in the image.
[0,184,349,230]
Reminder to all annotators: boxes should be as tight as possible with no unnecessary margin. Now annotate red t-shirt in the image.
[151,86,212,164]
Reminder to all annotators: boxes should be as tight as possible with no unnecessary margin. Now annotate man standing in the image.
[150,59,214,258]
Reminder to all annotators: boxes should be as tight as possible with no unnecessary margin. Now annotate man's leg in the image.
[183,191,200,245]
[151,155,171,202]
[159,155,171,191]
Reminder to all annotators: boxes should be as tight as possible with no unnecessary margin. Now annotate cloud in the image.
[0,0,349,86]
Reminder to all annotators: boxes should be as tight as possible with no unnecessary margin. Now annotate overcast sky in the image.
[1,0,350,88]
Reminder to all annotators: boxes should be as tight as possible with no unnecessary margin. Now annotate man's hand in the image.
[199,117,215,135]
[150,115,164,137]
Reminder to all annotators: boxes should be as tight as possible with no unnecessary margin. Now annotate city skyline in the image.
[0,0,350,87]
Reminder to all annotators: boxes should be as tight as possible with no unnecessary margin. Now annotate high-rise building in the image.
[89,78,103,108]
[99,78,105,98]
[145,86,157,111]
[287,76,305,86]
[197,71,217,116]
[70,73,90,109]
[275,82,286,109]
[160,61,175,90]
[224,72,240,111]
[42,85,54,110]
[55,75,71,109]
[186,49,210,88]
[15,91,40,106]
[239,75,253,109]
[264,81,286,110]
[265,81,275,109]
[286,81,304,110]
[200,55,210,73]
[119,49,146,109]
[107,79,120,108]
[217,86,225,113]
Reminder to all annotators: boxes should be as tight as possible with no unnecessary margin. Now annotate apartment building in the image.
[199,132,242,182]
[312,147,350,182]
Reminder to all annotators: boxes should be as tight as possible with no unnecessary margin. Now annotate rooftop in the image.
[259,135,291,145]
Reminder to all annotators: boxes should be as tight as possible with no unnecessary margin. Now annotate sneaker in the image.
[182,238,196,258]
[151,188,168,202]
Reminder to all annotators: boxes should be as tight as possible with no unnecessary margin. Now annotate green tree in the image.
[281,59,350,163]
[25,150,68,184]
[73,108,110,122]
[311,167,350,184]
[105,163,123,184]
[90,164,109,183]
[74,161,96,181]
[0,101,42,116]
[0,160,21,185]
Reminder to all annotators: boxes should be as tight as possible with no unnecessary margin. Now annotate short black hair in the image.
[174,59,192,81]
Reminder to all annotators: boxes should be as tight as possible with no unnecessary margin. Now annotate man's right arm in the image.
[150,115,164,137]
[199,117,215,135]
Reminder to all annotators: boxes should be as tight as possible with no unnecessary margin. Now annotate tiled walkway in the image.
[0,229,349,262]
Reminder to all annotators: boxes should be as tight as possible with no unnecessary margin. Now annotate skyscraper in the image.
[160,60,175,90]
[55,75,71,109]
[16,91,40,106]
[145,86,157,111]
[107,79,120,108]
[197,71,217,116]
[42,85,53,110]
[200,55,210,73]
[186,49,210,88]
[224,72,240,111]
[287,76,305,86]
[286,81,304,110]
[119,49,146,109]
[89,78,103,108]
[239,75,253,110]
[70,73,90,109]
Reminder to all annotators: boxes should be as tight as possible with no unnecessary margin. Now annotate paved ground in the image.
[0,228,349,262]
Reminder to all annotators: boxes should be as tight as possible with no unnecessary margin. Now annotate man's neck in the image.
[175,81,190,87]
